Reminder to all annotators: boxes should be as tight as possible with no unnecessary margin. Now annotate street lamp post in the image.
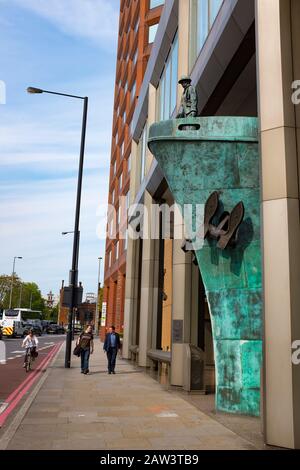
[95,257,102,336]
[62,230,79,341]
[9,256,22,309]
[27,86,88,368]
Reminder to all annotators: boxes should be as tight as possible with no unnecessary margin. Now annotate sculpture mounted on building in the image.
[148,116,262,417]
[176,75,198,118]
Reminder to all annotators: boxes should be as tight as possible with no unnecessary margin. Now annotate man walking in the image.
[103,325,121,374]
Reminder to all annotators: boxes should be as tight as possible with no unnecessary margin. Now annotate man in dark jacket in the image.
[103,325,121,374]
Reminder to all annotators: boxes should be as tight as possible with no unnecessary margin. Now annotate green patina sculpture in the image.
[148,116,262,416]
[176,76,198,118]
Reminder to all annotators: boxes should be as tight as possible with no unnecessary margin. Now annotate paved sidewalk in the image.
[4,340,261,450]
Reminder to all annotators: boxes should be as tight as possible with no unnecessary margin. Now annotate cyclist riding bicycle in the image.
[22,328,39,368]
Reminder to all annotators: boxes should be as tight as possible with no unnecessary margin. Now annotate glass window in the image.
[134,17,139,33]
[158,32,178,121]
[115,241,119,260]
[111,189,115,204]
[170,35,178,115]
[190,0,223,66]
[148,24,158,43]
[140,123,147,182]
[108,251,111,267]
[150,0,164,8]
[127,154,131,172]
[198,0,209,51]
[113,160,116,175]
[210,0,223,22]
[130,119,134,137]
[133,49,138,66]
[124,229,128,250]
[121,140,124,157]
[165,59,171,118]
[126,190,130,210]
[131,81,136,102]
[159,74,165,121]
[123,110,126,125]
[119,173,123,192]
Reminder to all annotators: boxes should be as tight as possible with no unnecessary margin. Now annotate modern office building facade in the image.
[120,0,300,449]
[102,0,164,339]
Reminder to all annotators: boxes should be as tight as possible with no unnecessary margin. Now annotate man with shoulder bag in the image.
[75,325,94,375]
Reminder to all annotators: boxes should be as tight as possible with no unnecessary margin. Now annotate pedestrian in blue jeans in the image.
[77,325,94,374]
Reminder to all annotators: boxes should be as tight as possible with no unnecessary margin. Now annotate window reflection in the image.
[190,0,223,67]
[157,33,178,121]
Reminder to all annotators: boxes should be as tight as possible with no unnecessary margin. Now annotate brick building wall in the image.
[101,0,164,340]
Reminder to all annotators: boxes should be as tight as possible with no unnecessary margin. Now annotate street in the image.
[0,335,64,428]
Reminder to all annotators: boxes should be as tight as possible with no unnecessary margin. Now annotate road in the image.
[0,334,64,429]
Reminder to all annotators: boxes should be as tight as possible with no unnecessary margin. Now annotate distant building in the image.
[57,281,69,326]
[77,301,96,326]
[85,292,96,303]
[44,290,59,309]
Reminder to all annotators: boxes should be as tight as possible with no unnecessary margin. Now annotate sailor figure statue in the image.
[176,75,198,118]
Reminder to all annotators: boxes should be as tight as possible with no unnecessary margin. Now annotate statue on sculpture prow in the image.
[176,75,198,118]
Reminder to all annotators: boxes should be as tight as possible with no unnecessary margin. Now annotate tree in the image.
[0,274,46,317]
[22,282,45,312]
[0,274,22,309]
[44,304,58,322]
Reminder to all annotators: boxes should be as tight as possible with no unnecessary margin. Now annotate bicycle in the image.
[24,346,35,372]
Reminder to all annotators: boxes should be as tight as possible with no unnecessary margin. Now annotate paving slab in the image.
[3,340,266,450]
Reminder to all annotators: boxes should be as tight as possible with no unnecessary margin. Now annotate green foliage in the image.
[0,273,53,319]
[44,304,59,322]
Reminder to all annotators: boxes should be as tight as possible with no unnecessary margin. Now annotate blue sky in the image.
[0,0,119,298]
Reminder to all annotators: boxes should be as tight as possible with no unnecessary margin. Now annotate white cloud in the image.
[0,6,117,296]
[0,151,107,172]
[9,0,119,46]
[0,172,109,295]
[0,73,114,295]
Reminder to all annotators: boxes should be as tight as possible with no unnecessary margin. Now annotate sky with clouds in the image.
[0,0,119,299]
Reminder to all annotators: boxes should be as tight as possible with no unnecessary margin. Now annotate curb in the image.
[0,342,64,450]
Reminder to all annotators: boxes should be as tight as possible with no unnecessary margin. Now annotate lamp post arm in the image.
[42,90,86,100]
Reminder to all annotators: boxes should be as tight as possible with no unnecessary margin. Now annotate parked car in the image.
[46,324,65,334]
[0,325,3,340]
[23,323,42,336]
[41,320,51,332]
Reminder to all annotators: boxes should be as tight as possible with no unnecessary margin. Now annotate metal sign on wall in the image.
[172,320,183,343]
[101,302,107,327]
